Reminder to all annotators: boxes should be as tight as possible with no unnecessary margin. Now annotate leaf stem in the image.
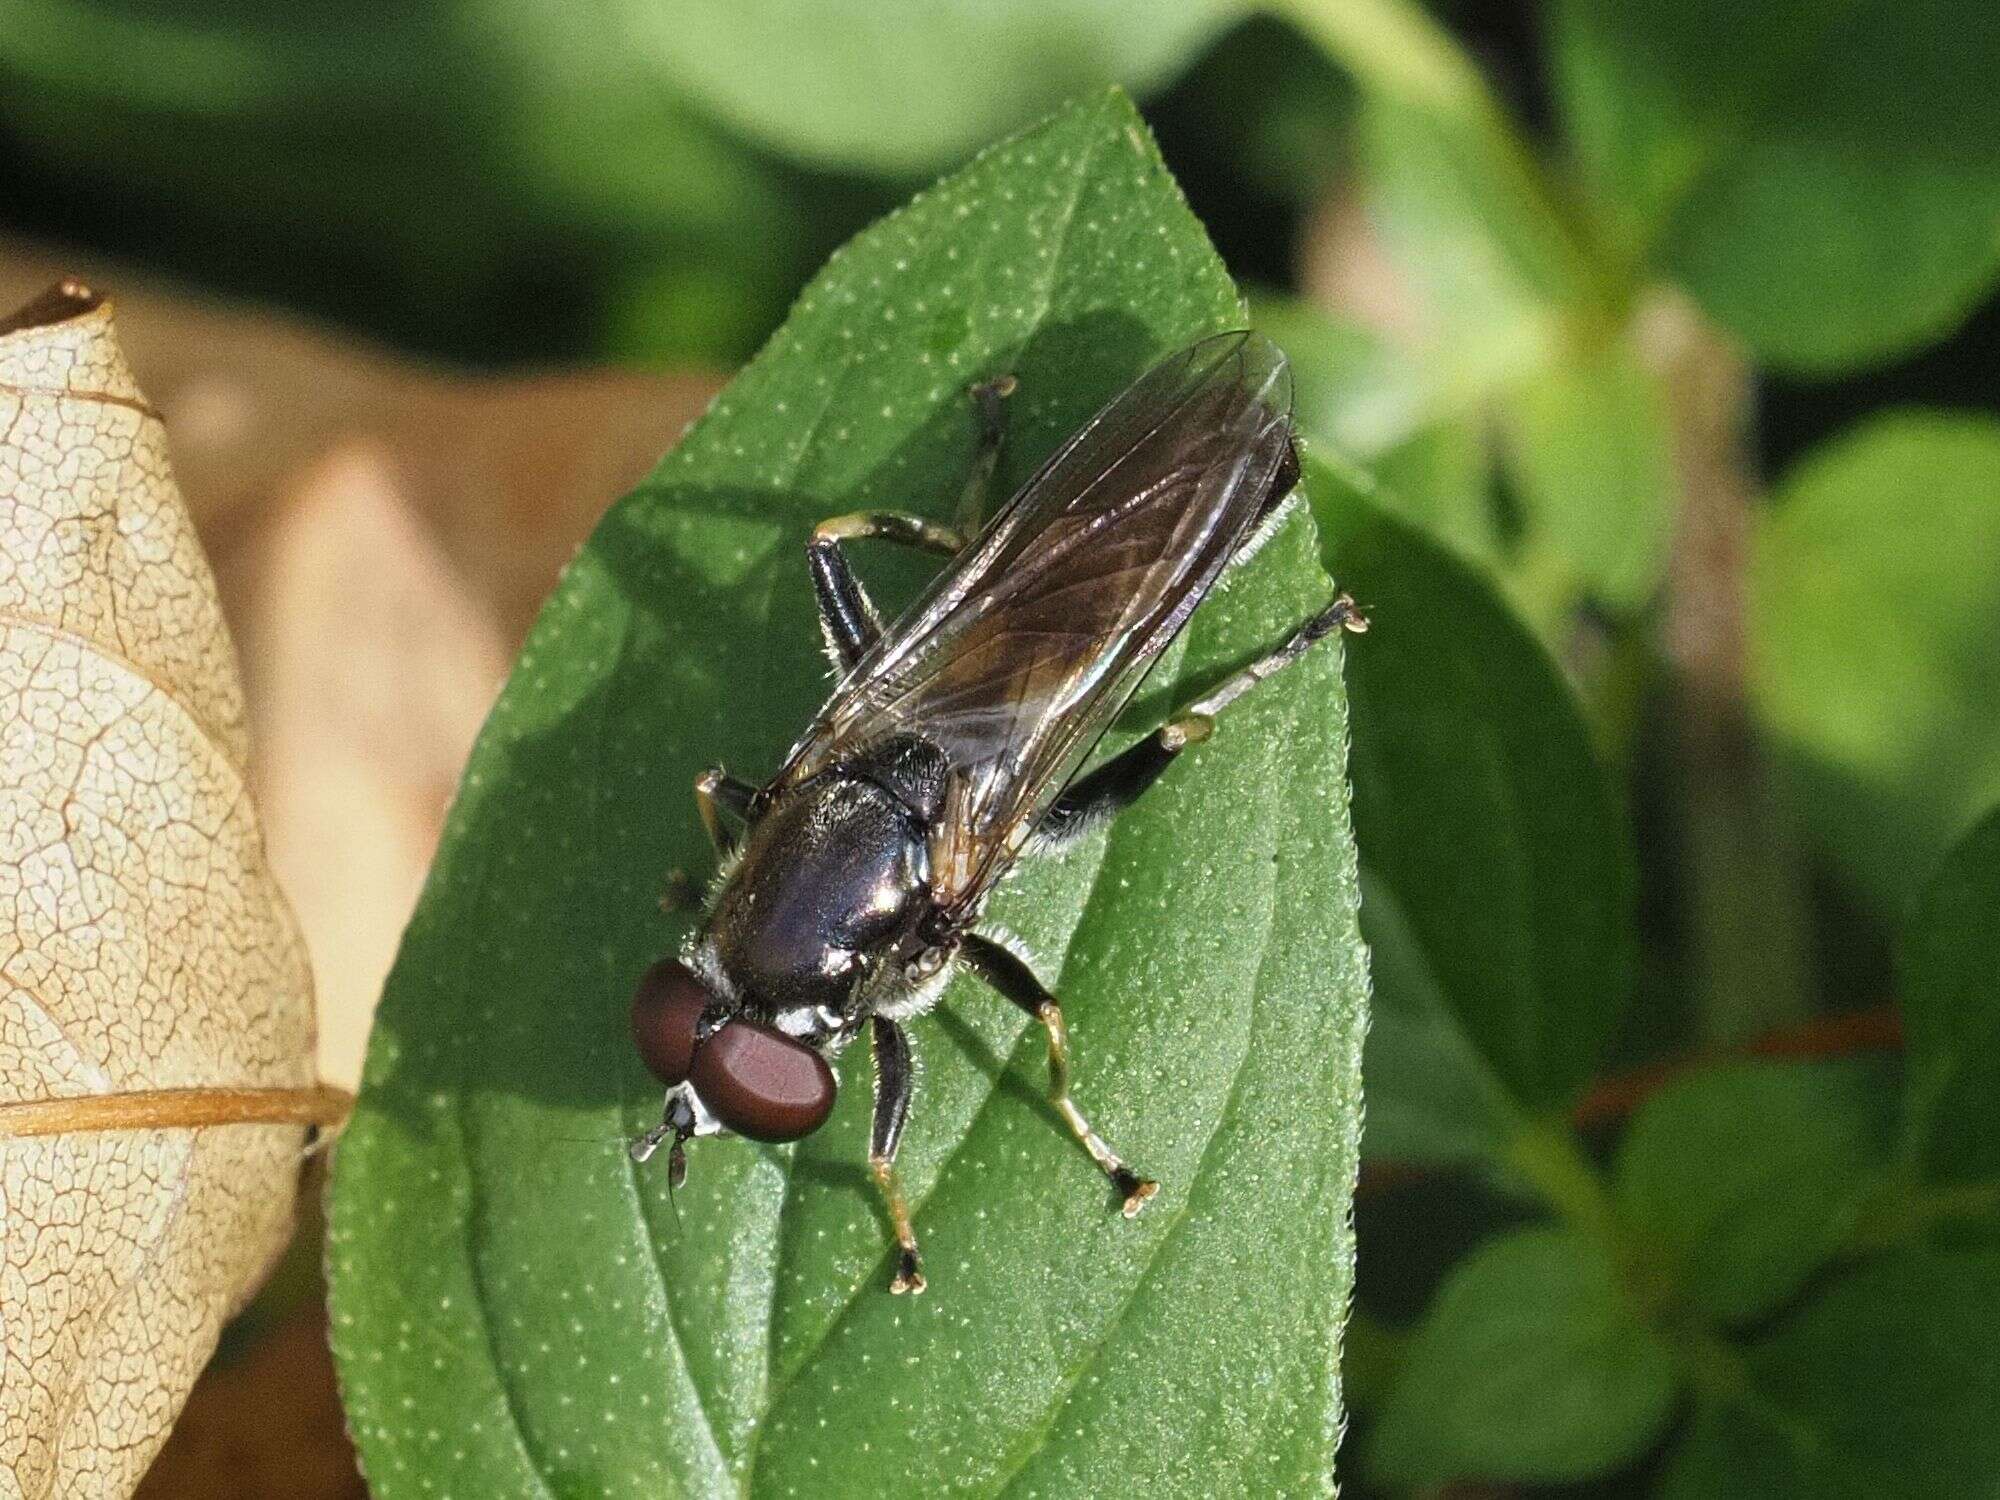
[0,1084,354,1139]
[1270,0,1623,325]
[1266,0,1491,122]
[1502,1115,1625,1254]
[1847,1176,2000,1253]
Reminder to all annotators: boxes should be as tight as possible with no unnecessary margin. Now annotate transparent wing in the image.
[774,330,1296,911]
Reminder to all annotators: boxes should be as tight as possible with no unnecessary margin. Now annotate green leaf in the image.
[624,1,1241,176]
[328,92,1370,1498]
[1369,1227,1679,1485]
[1499,333,1674,611]
[1315,478,1634,1119]
[1902,805,2000,1186]
[1662,1251,2000,1498]
[1552,0,2000,372]
[1275,0,1600,329]
[1352,872,1516,1165]
[1749,413,2000,913]
[1614,1060,1898,1323]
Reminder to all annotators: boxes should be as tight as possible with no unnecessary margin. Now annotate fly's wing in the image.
[775,330,1296,911]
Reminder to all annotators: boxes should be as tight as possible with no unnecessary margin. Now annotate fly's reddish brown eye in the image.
[629,959,710,1086]
[690,1020,836,1142]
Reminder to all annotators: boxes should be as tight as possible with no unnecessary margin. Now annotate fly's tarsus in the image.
[871,1154,927,1294]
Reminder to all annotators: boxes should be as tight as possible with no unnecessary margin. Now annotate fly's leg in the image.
[694,767,755,858]
[661,766,756,912]
[808,510,964,671]
[868,1015,926,1293]
[806,374,1014,672]
[1035,593,1368,844]
[959,933,1157,1217]
[955,373,1015,535]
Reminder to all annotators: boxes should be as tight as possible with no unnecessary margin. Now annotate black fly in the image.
[628,331,1365,1293]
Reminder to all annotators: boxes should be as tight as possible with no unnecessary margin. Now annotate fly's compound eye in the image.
[689,1019,837,1143]
[629,958,711,1086]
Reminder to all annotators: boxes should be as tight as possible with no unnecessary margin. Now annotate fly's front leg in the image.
[807,375,1014,673]
[1036,593,1368,843]
[662,766,756,912]
[960,934,1157,1217]
[694,767,755,858]
[868,1015,926,1293]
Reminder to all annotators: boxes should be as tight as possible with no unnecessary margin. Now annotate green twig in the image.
[1270,0,1623,325]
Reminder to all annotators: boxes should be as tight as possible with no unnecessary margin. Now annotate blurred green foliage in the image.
[1552,0,2000,371]
[18,0,1998,1495]
[1752,415,2000,910]
[1370,1226,1679,1483]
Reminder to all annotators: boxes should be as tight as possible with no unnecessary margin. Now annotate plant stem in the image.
[1503,1114,1625,1252]
[1645,293,1814,1046]
[1570,1003,1902,1132]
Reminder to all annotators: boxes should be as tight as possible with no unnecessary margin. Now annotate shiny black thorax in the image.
[705,735,953,1025]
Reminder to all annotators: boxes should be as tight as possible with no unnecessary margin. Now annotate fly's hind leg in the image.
[806,374,1015,672]
[1035,593,1368,845]
[960,933,1157,1217]
[868,1016,926,1293]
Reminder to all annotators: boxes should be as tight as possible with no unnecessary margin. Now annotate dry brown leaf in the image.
[0,283,344,1499]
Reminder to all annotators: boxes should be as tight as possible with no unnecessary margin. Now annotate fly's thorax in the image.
[705,769,935,1020]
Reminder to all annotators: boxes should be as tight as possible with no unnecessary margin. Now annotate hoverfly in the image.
[628,330,1364,1293]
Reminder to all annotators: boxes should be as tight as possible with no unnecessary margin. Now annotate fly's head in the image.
[626,955,839,1183]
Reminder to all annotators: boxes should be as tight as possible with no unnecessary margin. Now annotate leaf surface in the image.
[329,92,1369,1499]
[1500,333,1674,611]
[1663,1252,2000,1498]
[628,0,1241,174]
[1614,1059,1897,1322]
[1314,480,1633,1126]
[1901,805,2000,1187]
